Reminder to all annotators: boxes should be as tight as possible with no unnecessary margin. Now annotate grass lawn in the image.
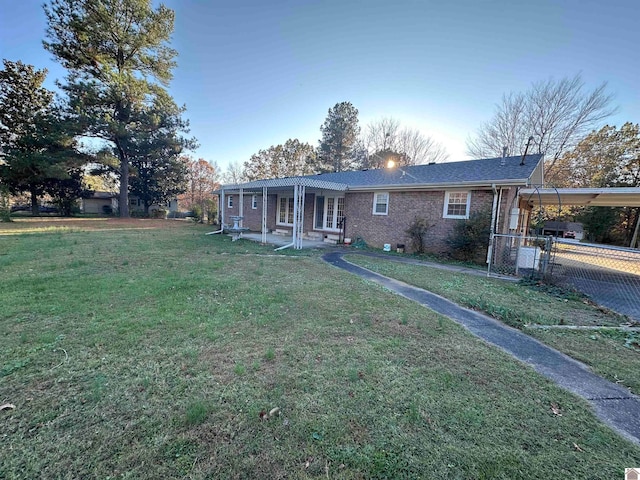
[345,254,640,397]
[1,219,639,479]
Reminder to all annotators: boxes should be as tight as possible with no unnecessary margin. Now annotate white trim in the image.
[251,194,257,209]
[227,195,233,208]
[373,192,389,215]
[276,195,294,226]
[313,194,345,232]
[443,191,470,219]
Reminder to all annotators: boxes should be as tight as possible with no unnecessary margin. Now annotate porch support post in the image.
[239,188,244,228]
[220,189,225,227]
[262,186,268,244]
[293,183,305,249]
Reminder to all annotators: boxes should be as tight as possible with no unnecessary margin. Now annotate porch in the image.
[217,176,349,250]
[238,232,333,249]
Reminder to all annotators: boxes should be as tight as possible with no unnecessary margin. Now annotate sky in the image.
[1,0,638,173]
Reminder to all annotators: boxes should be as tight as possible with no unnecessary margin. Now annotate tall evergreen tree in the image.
[0,60,85,215]
[43,0,190,217]
[318,102,360,172]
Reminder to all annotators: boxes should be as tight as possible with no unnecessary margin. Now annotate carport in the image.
[520,187,640,247]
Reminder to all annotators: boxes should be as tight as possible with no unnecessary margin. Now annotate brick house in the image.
[217,154,545,252]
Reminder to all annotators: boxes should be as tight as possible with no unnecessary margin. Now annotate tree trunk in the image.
[30,186,39,216]
[119,156,129,218]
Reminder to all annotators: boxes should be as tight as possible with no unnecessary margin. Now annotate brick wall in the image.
[345,189,494,253]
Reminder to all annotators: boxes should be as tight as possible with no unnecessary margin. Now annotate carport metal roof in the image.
[520,187,640,207]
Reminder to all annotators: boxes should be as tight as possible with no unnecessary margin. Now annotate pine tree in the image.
[43,0,190,217]
[318,102,360,172]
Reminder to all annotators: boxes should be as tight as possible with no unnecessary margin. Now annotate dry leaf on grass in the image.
[550,403,562,416]
[0,403,16,411]
[573,442,584,452]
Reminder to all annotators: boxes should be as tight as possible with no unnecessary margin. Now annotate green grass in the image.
[1,221,639,479]
[345,254,640,396]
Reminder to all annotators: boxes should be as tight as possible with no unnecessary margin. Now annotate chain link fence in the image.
[488,234,640,321]
[550,240,640,321]
[488,234,553,278]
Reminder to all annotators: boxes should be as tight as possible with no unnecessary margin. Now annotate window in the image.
[227,195,233,208]
[251,195,258,209]
[277,196,294,225]
[373,192,389,215]
[443,191,470,219]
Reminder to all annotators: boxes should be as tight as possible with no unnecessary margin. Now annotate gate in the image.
[487,233,553,278]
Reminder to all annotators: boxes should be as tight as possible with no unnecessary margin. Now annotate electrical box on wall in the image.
[509,208,520,230]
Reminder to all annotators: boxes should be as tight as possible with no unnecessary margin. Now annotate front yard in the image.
[1,219,639,478]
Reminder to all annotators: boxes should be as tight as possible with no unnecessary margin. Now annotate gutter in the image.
[347,179,532,192]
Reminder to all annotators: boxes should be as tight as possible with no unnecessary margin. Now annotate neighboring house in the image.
[217,154,545,252]
[127,196,179,215]
[80,191,117,214]
[81,192,179,215]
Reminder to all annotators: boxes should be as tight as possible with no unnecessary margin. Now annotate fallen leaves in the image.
[258,406,281,421]
[573,442,584,452]
[550,403,562,416]
[0,403,15,411]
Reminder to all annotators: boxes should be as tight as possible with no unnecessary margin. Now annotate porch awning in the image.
[218,177,349,193]
[520,187,640,208]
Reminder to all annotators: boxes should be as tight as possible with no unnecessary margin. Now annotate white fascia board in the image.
[347,179,530,192]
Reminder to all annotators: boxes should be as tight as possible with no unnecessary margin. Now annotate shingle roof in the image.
[304,154,543,188]
[221,154,543,191]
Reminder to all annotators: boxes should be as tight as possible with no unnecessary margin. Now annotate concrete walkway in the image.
[322,250,640,445]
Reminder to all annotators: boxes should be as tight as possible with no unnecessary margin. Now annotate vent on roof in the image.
[428,162,436,165]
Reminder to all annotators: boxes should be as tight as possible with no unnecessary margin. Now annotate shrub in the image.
[405,217,434,254]
[446,209,492,263]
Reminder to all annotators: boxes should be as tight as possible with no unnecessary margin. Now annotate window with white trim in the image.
[227,195,233,208]
[443,191,470,219]
[373,192,389,215]
[277,196,294,225]
[251,195,257,209]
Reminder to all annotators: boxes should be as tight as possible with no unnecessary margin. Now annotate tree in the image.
[318,102,360,172]
[44,0,189,217]
[0,60,86,215]
[45,168,91,216]
[467,74,616,183]
[221,160,247,185]
[126,94,193,215]
[180,157,219,222]
[244,139,317,181]
[361,117,448,168]
[554,123,640,246]
[553,123,640,188]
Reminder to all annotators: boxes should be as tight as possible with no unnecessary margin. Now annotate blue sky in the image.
[1,0,638,172]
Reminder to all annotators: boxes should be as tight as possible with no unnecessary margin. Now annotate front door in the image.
[315,195,344,231]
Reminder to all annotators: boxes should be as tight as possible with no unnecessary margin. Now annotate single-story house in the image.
[217,154,545,253]
[80,191,117,214]
[81,191,179,215]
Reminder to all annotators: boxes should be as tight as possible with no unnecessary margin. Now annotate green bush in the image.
[446,209,491,263]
